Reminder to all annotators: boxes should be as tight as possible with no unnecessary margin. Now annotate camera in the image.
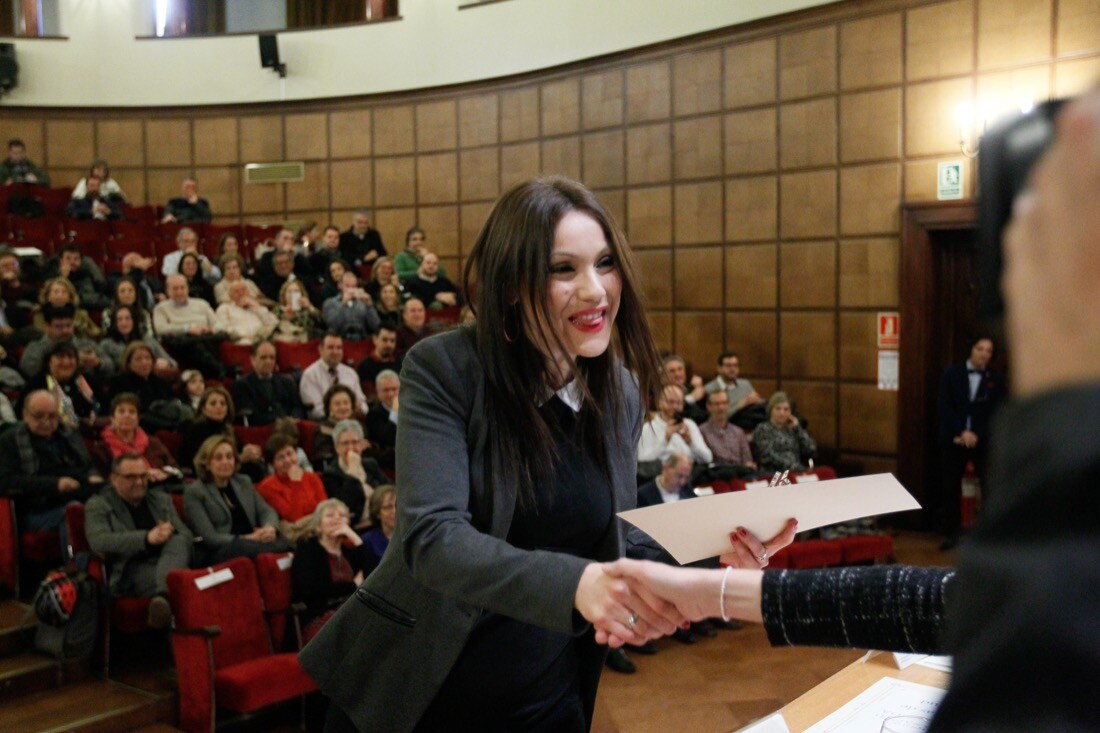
[977,99,1066,326]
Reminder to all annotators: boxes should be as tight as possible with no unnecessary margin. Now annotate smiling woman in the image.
[299,177,680,733]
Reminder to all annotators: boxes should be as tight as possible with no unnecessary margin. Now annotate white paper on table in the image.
[890,653,952,673]
[618,473,919,564]
[891,652,925,670]
[735,712,792,732]
[803,678,945,732]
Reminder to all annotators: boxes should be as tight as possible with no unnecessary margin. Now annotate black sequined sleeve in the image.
[761,566,953,654]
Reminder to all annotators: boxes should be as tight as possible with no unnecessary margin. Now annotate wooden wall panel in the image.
[374,106,415,155]
[839,237,899,308]
[672,49,722,117]
[582,69,624,130]
[779,98,837,169]
[95,120,144,167]
[839,89,900,163]
[724,38,776,109]
[287,162,329,211]
[840,163,901,235]
[725,244,777,309]
[582,130,625,189]
[724,108,777,175]
[839,311,878,381]
[674,247,723,309]
[500,88,540,142]
[674,311,724,374]
[416,101,458,153]
[626,123,671,185]
[194,117,238,166]
[780,311,836,379]
[839,384,897,453]
[625,186,672,247]
[145,119,191,167]
[540,136,582,180]
[780,171,836,240]
[374,156,416,207]
[780,241,836,308]
[634,249,673,309]
[726,176,777,242]
[673,182,722,245]
[331,159,373,209]
[240,116,283,163]
[329,109,372,158]
[459,94,499,148]
[783,380,837,447]
[416,152,459,204]
[1058,0,1100,56]
[907,0,974,80]
[195,166,239,215]
[285,113,328,160]
[45,120,95,168]
[673,117,722,180]
[500,142,540,190]
[725,312,778,377]
[779,27,837,100]
[416,205,460,257]
[541,78,581,137]
[625,61,671,123]
[977,0,1052,70]
[840,13,902,90]
[459,148,500,201]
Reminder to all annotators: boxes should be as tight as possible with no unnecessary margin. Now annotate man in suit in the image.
[338,210,386,268]
[85,452,193,628]
[232,340,305,425]
[936,336,1006,548]
[637,452,694,508]
[365,369,399,469]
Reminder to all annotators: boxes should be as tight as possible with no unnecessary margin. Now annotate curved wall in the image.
[6,0,836,107]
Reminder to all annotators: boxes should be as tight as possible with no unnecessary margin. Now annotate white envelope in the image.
[618,473,920,564]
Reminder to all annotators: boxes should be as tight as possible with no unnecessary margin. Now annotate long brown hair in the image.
[463,176,661,508]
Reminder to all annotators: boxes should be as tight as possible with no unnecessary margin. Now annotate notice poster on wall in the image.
[937,161,964,200]
[878,350,899,391]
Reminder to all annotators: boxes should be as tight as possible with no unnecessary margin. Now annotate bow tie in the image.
[968,368,985,375]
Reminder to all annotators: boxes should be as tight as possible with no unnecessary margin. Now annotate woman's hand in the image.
[719,518,798,569]
[604,560,765,625]
[339,524,363,546]
[287,463,304,482]
[240,444,262,463]
[148,467,168,482]
[574,563,685,648]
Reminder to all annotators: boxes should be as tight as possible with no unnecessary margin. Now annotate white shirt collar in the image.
[539,379,583,413]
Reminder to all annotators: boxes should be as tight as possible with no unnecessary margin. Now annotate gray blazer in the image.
[183,475,280,550]
[298,327,644,732]
[85,486,193,594]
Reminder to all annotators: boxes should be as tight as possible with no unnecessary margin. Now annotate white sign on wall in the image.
[937,161,964,200]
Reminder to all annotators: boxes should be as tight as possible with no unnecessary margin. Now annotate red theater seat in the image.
[253,552,297,651]
[782,540,844,569]
[275,339,320,373]
[341,339,373,367]
[218,341,254,376]
[839,534,896,565]
[168,558,317,733]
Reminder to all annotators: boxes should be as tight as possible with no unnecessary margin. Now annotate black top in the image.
[292,538,377,627]
[356,354,403,384]
[418,395,611,731]
[179,419,232,477]
[219,483,254,536]
[108,370,175,409]
[164,197,212,224]
[762,565,953,654]
[338,228,386,267]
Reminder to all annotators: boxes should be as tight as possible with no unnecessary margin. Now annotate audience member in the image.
[395,296,428,355]
[213,254,262,306]
[299,333,368,419]
[359,485,396,564]
[0,248,36,334]
[21,341,101,428]
[637,453,695,507]
[292,498,377,642]
[311,384,362,468]
[178,386,263,479]
[21,303,114,382]
[374,282,402,330]
[257,249,302,302]
[316,258,348,303]
[273,279,323,343]
[112,255,162,311]
[0,392,15,426]
[180,370,204,412]
[699,390,756,474]
[322,271,381,341]
[93,393,179,485]
[403,252,460,308]
[704,352,766,430]
[33,277,103,339]
[103,277,154,334]
[753,391,816,474]
[153,274,226,379]
[0,391,102,551]
[178,252,217,308]
[936,336,1006,549]
[0,138,50,185]
[356,325,402,384]
[85,452,191,629]
[101,308,177,384]
[161,176,212,224]
[71,159,126,203]
[637,384,712,477]
[361,255,400,302]
[160,227,220,282]
[365,369,399,469]
[184,434,291,564]
[231,341,305,425]
[214,281,278,344]
[256,433,329,540]
[394,227,447,282]
[308,225,343,282]
[662,355,707,423]
[338,210,386,267]
[321,419,388,526]
[216,232,254,278]
[106,342,178,427]
[43,245,110,311]
[64,174,122,220]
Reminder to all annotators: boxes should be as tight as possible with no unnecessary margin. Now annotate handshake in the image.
[575,518,798,648]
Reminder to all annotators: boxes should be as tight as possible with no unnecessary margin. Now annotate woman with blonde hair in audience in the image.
[178,386,264,479]
[184,433,291,564]
[273,279,323,343]
[374,282,402,330]
[93,392,178,483]
[358,484,396,564]
[363,255,401,302]
[752,391,816,474]
[213,253,263,305]
[256,432,329,540]
[101,306,177,385]
[292,498,377,643]
[33,277,101,339]
[102,276,153,334]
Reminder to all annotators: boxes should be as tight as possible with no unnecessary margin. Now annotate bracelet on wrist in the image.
[719,565,733,622]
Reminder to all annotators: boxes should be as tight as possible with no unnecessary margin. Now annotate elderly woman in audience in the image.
[214,281,279,345]
[178,386,264,479]
[273,279,323,343]
[358,485,396,564]
[256,432,329,540]
[102,276,154,334]
[184,434,292,564]
[363,255,401,302]
[92,392,179,485]
[320,419,388,527]
[107,341,178,426]
[292,498,377,643]
[101,306,177,383]
[752,391,816,474]
[311,384,362,467]
[374,282,402,330]
[21,340,100,428]
[213,253,263,305]
[178,252,217,308]
[33,277,101,339]
[217,233,254,277]
[395,296,428,355]
[180,369,205,412]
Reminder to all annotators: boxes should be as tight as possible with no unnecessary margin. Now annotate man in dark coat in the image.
[232,340,305,426]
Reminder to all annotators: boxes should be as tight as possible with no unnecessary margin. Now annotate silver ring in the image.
[757,548,768,564]
[627,613,637,629]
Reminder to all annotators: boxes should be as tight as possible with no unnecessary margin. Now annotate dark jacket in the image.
[182,475,280,550]
[231,372,305,426]
[64,195,122,220]
[0,422,99,512]
[338,228,386,267]
[636,477,695,508]
[937,361,1006,446]
[292,537,377,628]
[163,197,211,223]
[298,327,644,732]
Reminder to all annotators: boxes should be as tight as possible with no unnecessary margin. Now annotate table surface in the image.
[779,652,950,732]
